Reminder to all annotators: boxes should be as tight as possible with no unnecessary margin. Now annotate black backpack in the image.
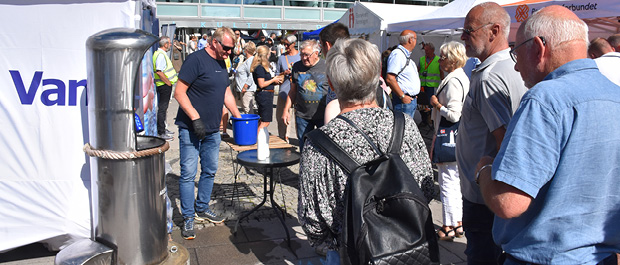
[305,111,439,265]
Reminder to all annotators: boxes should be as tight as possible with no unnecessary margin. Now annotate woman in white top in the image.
[429,41,470,241]
[188,35,197,54]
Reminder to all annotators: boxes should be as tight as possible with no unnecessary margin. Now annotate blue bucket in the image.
[231,114,260,145]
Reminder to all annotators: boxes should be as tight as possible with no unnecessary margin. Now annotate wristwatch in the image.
[400,94,406,99]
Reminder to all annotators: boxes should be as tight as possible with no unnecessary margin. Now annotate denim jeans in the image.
[391,95,417,119]
[325,250,340,265]
[462,199,502,265]
[295,116,324,152]
[178,128,221,219]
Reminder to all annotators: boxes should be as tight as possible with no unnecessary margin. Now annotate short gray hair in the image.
[440,41,468,69]
[399,32,415,45]
[521,7,588,50]
[300,39,321,53]
[284,34,297,44]
[477,2,511,40]
[326,39,380,105]
[158,36,170,47]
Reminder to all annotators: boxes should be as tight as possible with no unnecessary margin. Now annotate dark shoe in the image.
[181,218,196,240]
[159,134,173,141]
[195,209,225,224]
[454,225,465,238]
[437,227,455,242]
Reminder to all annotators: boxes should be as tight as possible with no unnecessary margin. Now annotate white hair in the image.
[399,32,415,45]
[522,8,589,50]
[300,39,321,53]
[326,39,380,105]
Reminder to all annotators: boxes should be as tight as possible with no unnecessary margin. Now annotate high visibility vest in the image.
[153,49,178,87]
[419,55,441,88]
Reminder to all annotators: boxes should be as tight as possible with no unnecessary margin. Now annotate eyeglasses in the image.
[460,22,493,36]
[438,56,447,61]
[282,42,294,47]
[300,51,316,58]
[509,36,546,63]
[215,38,234,52]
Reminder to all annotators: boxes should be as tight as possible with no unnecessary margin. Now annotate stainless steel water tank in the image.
[85,28,167,265]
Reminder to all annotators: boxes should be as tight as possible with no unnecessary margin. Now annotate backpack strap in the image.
[304,129,359,174]
[387,111,405,155]
[304,111,405,173]
[395,48,413,77]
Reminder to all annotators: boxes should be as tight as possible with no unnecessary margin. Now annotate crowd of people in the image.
[154,5,620,263]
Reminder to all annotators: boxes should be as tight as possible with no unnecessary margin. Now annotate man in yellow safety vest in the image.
[418,42,443,125]
[153,36,178,140]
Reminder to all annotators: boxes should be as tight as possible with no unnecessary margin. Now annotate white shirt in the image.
[595,52,620,86]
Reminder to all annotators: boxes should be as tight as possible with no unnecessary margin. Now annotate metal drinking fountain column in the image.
[55,28,188,265]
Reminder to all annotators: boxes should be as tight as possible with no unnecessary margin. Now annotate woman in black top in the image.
[251,45,284,130]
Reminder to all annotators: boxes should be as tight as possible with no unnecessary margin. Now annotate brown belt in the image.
[259,89,274,93]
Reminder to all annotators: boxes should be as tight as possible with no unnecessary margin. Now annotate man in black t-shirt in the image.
[174,27,241,240]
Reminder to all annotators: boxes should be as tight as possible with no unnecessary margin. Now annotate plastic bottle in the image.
[257,127,270,160]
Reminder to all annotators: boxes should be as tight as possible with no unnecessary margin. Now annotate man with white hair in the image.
[153,36,177,141]
[476,5,620,264]
[385,30,420,119]
[456,2,527,264]
[282,40,329,151]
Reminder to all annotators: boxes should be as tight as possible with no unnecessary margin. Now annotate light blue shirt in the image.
[197,38,207,51]
[492,59,620,264]
[386,45,420,96]
[462,57,480,80]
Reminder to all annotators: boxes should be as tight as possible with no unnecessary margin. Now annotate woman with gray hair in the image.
[429,41,470,241]
[298,38,435,264]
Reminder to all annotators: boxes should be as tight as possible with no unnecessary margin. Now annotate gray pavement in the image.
[0,96,467,265]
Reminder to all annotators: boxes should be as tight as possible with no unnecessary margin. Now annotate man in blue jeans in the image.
[385,29,420,119]
[456,3,527,264]
[282,40,329,151]
[174,27,241,240]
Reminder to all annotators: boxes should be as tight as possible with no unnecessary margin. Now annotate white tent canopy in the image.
[336,2,440,51]
[388,0,620,39]
[387,0,518,33]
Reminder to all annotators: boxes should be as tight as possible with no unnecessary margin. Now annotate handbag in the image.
[431,76,464,163]
[432,117,459,163]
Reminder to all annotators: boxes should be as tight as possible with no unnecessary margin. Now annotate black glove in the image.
[192,118,207,140]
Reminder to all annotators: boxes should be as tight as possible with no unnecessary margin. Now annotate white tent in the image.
[388,0,620,40]
[387,0,519,33]
[336,2,440,52]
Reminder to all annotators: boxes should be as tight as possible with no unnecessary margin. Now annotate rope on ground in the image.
[83,142,170,160]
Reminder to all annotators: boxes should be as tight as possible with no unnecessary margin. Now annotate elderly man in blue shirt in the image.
[476,5,620,265]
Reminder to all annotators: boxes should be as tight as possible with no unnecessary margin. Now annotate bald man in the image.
[590,37,620,86]
[607,33,620,51]
[385,29,420,119]
[476,5,620,264]
[456,3,527,264]
[588,37,615,59]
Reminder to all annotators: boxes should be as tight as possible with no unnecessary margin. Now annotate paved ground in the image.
[0,96,468,265]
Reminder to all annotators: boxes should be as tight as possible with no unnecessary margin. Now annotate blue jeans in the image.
[295,116,324,152]
[391,95,417,119]
[462,199,502,265]
[325,250,340,265]
[178,128,221,219]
